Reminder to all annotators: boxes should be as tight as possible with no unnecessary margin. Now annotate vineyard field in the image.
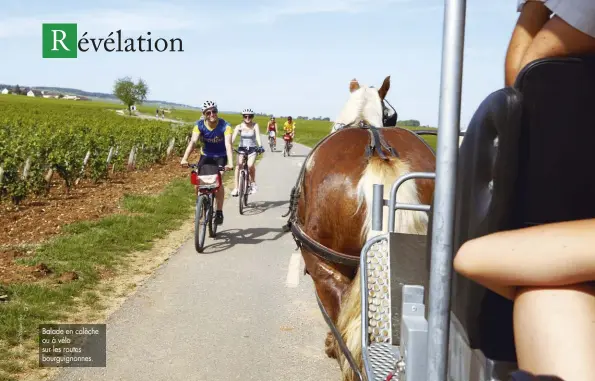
[0,96,191,205]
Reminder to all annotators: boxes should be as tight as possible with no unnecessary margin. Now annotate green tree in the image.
[113,77,149,115]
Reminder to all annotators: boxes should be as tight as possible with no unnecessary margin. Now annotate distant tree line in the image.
[4,85,37,96]
[397,119,420,127]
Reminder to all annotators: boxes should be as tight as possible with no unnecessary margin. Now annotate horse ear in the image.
[378,76,390,100]
[349,78,360,93]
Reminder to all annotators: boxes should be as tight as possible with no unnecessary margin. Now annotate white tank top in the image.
[239,123,258,148]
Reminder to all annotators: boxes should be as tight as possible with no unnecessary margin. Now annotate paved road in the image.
[53,138,341,381]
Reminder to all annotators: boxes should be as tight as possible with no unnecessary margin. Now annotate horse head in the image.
[331,76,391,133]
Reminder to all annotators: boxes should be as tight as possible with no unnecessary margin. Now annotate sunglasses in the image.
[243,114,254,119]
[204,109,218,116]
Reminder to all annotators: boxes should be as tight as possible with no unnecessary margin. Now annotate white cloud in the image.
[0,0,445,39]
[0,2,198,39]
[249,0,417,24]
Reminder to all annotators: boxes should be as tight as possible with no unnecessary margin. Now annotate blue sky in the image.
[0,0,518,128]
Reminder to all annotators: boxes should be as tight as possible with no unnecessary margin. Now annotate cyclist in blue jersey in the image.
[180,100,234,225]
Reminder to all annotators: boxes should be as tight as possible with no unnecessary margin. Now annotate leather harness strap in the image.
[290,223,360,266]
[363,124,399,160]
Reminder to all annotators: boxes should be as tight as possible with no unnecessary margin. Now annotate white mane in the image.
[331,86,384,133]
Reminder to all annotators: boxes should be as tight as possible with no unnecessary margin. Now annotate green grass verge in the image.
[0,171,236,380]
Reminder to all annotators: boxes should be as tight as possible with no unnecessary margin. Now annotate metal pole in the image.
[426,0,466,380]
[372,184,384,231]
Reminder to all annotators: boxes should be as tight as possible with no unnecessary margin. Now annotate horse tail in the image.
[357,155,428,240]
[335,155,429,381]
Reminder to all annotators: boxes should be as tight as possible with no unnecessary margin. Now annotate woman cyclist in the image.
[230,108,264,196]
[267,117,277,150]
[180,100,234,225]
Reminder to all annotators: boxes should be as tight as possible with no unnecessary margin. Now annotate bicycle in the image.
[233,147,263,215]
[189,163,229,253]
[283,134,293,157]
[268,131,276,152]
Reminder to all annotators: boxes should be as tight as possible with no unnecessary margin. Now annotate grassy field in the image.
[0,95,436,150]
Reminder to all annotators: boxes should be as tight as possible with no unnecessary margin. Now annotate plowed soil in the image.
[0,153,198,285]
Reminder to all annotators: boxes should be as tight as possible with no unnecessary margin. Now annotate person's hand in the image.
[224,164,233,171]
[180,159,189,167]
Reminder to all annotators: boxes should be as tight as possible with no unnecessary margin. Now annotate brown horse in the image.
[284,77,436,380]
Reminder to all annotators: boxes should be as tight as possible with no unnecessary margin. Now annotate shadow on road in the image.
[200,226,288,254]
[237,200,289,216]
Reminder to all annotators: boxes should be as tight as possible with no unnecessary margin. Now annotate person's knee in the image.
[453,239,479,278]
[513,284,595,378]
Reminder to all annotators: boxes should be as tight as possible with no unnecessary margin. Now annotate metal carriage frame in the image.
[360,1,595,381]
[283,0,595,379]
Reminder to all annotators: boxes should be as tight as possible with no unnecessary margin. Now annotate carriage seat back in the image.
[449,55,595,380]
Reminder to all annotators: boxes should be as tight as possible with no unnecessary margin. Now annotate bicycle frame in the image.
[283,134,293,156]
[189,163,229,252]
[234,148,261,214]
[234,149,252,181]
[268,132,277,151]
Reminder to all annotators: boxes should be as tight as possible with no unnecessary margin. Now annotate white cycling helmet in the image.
[242,108,255,115]
[202,100,217,111]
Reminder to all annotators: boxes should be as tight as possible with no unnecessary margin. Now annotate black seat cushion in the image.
[451,87,523,361]
[513,56,595,226]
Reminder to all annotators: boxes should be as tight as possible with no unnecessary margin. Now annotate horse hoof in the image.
[325,332,338,359]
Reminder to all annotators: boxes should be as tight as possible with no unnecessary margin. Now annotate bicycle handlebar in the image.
[188,163,231,172]
[233,147,264,155]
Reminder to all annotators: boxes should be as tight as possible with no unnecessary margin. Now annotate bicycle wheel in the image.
[242,168,249,208]
[238,170,245,215]
[194,194,209,252]
[208,193,218,237]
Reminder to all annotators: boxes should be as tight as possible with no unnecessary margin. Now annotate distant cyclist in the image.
[283,116,296,152]
[180,100,234,225]
[267,117,277,149]
[283,116,296,138]
[231,108,264,196]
